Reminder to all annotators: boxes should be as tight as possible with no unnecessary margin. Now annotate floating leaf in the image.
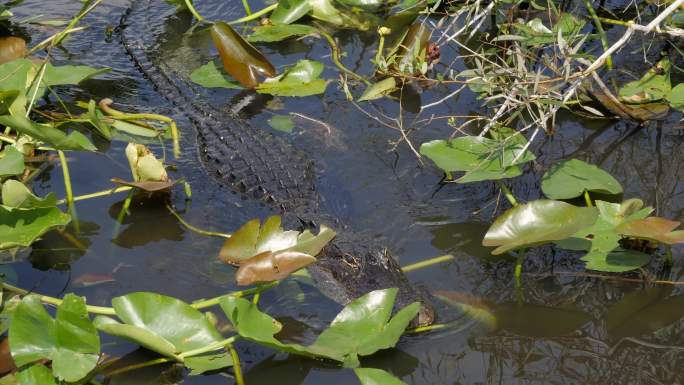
[256,60,328,97]
[189,61,241,89]
[483,200,597,255]
[541,159,622,200]
[9,295,99,382]
[0,205,70,250]
[493,302,591,337]
[619,58,671,104]
[605,288,684,338]
[358,78,397,102]
[219,215,335,264]
[111,178,177,193]
[271,0,313,25]
[211,21,276,88]
[667,83,684,111]
[93,293,231,374]
[0,115,96,151]
[420,135,535,183]
[124,143,168,183]
[354,368,408,385]
[0,147,24,178]
[248,24,316,43]
[616,217,684,245]
[236,251,317,286]
[220,288,419,367]
[42,64,110,87]
[15,365,58,385]
[0,37,27,65]
[0,90,19,115]
[1,180,57,209]
[267,115,295,133]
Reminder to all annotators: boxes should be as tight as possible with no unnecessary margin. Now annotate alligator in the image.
[119,0,435,326]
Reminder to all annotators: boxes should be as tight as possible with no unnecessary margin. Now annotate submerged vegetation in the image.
[0,0,682,383]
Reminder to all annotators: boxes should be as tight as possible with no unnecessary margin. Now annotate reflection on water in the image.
[5,0,684,384]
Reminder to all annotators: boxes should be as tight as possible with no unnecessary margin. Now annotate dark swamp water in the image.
[5,0,684,384]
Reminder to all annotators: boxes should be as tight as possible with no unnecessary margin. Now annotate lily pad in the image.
[619,58,671,104]
[267,115,295,133]
[605,288,684,338]
[0,147,24,177]
[15,365,58,385]
[256,60,328,97]
[541,159,623,200]
[219,215,335,264]
[420,135,535,183]
[482,200,597,255]
[93,293,231,374]
[0,115,96,152]
[248,24,316,43]
[354,368,408,385]
[9,294,99,382]
[615,217,684,244]
[667,83,684,111]
[220,288,419,367]
[358,78,397,102]
[493,302,591,337]
[0,205,70,250]
[189,61,241,89]
[1,180,57,209]
[235,251,317,286]
[271,0,313,25]
[211,21,276,88]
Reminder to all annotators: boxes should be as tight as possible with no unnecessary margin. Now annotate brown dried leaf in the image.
[0,37,27,65]
[111,178,176,192]
[617,217,684,245]
[235,251,316,285]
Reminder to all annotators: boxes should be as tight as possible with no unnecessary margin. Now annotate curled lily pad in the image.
[219,215,335,264]
[211,21,276,88]
[616,217,684,245]
[9,294,100,382]
[541,159,622,200]
[354,368,408,385]
[420,134,535,183]
[482,200,598,255]
[1,180,57,208]
[124,143,168,183]
[256,59,328,97]
[235,251,317,286]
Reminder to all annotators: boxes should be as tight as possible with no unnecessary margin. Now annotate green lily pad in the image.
[0,205,71,250]
[15,365,58,385]
[666,83,684,111]
[354,368,408,385]
[0,115,96,151]
[0,90,19,115]
[615,217,684,244]
[619,58,671,104]
[358,78,397,102]
[190,61,241,89]
[248,24,316,43]
[9,294,99,382]
[267,115,295,133]
[271,0,313,25]
[257,60,328,97]
[93,293,231,374]
[419,134,535,183]
[220,288,420,368]
[482,200,598,255]
[1,180,57,209]
[541,159,623,200]
[0,146,24,177]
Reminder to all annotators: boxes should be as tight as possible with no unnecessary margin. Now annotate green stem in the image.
[229,3,277,24]
[166,204,231,239]
[2,282,116,315]
[101,357,173,378]
[665,246,673,266]
[318,29,370,85]
[184,0,205,22]
[57,150,74,206]
[514,251,525,291]
[178,336,238,359]
[252,292,261,305]
[229,344,246,385]
[584,190,593,207]
[56,186,133,205]
[401,254,454,273]
[582,0,612,69]
[241,0,252,15]
[496,180,518,206]
[405,323,448,334]
[191,282,279,309]
[99,100,180,159]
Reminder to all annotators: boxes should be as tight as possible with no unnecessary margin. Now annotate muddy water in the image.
[4,0,684,384]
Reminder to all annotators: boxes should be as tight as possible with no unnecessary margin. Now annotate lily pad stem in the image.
[99,99,180,159]
[229,3,278,24]
[406,323,448,334]
[496,180,518,206]
[229,344,246,385]
[318,29,370,85]
[584,190,593,207]
[184,0,205,22]
[401,254,454,273]
[191,282,280,309]
[56,186,134,205]
[166,204,231,239]
[241,0,252,16]
[514,251,525,292]
[177,336,239,359]
[57,150,74,206]
[582,0,612,69]
[101,357,173,378]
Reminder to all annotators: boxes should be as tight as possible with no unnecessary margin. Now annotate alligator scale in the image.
[120,0,434,326]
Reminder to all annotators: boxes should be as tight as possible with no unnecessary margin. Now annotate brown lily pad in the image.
[617,217,684,245]
[111,178,177,192]
[235,251,317,286]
